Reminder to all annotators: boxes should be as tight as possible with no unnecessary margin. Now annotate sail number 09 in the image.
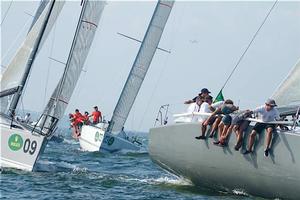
[23,139,37,155]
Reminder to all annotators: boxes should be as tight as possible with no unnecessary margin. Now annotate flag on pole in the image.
[213,90,225,103]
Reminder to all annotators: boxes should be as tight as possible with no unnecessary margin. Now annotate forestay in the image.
[38,0,106,133]
[272,59,300,106]
[0,1,65,113]
[107,0,174,134]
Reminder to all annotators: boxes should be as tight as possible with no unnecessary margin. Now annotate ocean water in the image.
[1,129,261,200]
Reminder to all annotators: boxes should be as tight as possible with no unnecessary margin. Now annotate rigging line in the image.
[220,0,278,91]
[0,0,14,26]
[43,22,57,108]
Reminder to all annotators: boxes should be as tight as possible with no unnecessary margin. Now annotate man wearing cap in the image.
[244,99,280,157]
[184,88,211,104]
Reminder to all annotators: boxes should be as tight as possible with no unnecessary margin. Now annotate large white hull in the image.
[0,116,46,171]
[149,122,300,200]
[79,125,140,153]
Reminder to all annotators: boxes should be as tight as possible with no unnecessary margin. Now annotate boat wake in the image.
[36,160,87,173]
[120,175,193,186]
[232,189,249,197]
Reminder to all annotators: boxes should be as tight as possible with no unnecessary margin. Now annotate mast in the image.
[8,1,56,116]
[37,0,106,135]
[107,0,174,134]
[28,0,49,33]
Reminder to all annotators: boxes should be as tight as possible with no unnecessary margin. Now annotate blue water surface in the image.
[1,129,261,200]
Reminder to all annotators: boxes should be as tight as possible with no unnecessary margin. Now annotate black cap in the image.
[265,99,277,107]
[201,88,211,94]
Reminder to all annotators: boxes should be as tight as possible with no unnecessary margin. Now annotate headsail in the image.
[37,0,106,135]
[272,59,300,106]
[107,0,174,134]
[0,0,65,114]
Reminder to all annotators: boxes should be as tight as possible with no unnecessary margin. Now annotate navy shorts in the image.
[222,115,232,125]
[253,123,276,133]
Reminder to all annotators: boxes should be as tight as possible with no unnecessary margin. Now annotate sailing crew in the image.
[90,106,102,124]
[184,88,211,104]
[185,96,204,122]
[211,99,239,146]
[244,99,280,157]
[230,110,252,151]
[217,110,252,149]
[72,109,85,137]
[203,99,233,139]
[195,95,223,139]
[83,111,90,125]
[69,113,76,138]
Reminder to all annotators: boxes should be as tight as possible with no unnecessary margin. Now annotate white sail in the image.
[0,1,65,112]
[272,59,300,106]
[39,0,106,133]
[107,0,174,133]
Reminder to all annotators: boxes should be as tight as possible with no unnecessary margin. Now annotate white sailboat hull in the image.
[0,117,46,171]
[79,125,140,153]
[149,122,300,200]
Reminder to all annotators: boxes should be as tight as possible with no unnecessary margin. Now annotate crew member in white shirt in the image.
[244,99,280,157]
[195,96,223,139]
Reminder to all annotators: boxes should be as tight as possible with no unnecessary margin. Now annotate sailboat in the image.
[79,0,174,153]
[0,0,106,171]
[149,23,300,200]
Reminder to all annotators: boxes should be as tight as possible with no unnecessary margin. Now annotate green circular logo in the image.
[8,134,23,151]
[95,131,100,142]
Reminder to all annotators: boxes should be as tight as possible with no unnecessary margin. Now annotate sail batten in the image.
[107,0,174,134]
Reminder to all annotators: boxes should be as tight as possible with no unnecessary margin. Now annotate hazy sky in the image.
[1,1,300,132]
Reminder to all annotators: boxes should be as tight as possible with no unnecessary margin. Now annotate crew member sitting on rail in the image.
[230,110,252,151]
[184,88,211,104]
[195,95,223,139]
[90,106,102,124]
[212,99,239,146]
[203,99,235,139]
[244,99,280,157]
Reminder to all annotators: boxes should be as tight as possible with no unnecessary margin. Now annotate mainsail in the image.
[272,59,300,106]
[0,0,65,113]
[38,0,106,134]
[107,0,174,134]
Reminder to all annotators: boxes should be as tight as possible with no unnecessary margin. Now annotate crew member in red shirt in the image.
[83,111,90,125]
[90,106,102,124]
[72,109,84,137]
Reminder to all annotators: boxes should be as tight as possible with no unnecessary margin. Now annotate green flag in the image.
[213,90,224,103]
